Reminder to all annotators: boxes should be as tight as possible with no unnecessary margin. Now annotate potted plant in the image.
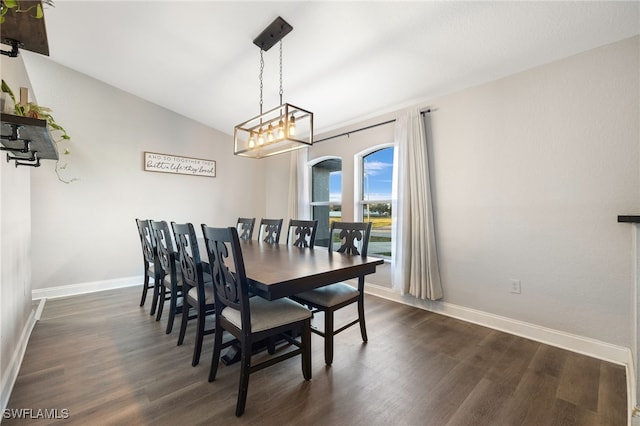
[1,79,77,182]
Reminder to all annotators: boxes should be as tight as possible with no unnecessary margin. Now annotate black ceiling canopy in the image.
[253,16,293,52]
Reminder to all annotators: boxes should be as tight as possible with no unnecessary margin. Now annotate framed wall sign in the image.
[144,152,216,178]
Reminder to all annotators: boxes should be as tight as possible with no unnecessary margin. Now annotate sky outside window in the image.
[363,148,393,200]
[329,171,342,202]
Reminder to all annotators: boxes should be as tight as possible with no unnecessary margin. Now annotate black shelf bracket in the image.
[0,38,22,57]
[1,123,24,141]
[6,150,40,167]
[0,139,31,153]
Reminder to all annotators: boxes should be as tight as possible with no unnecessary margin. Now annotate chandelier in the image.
[234,17,313,159]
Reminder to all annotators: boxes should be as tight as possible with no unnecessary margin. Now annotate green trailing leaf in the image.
[0,0,46,25]
[1,6,8,23]
[1,79,17,105]
[2,0,44,18]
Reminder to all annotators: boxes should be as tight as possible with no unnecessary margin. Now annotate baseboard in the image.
[364,283,631,364]
[362,283,636,425]
[0,299,43,415]
[31,276,143,300]
[628,355,638,426]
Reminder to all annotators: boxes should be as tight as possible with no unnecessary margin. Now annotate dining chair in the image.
[202,225,311,417]
[135,218,164,316]
[236,217,256,241]
[150,220,183,334]
[291,221,372,365]
[285,219,318,248]
[171,222,215,366]
[258,218,283,244]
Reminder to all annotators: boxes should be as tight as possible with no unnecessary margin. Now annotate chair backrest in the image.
[171,222,206,296]
[236,217,256,241]
[258,218,283,244]
[286,219,318,248]
[329,221,372,257]
[136,218,157,266]
[201,225,252,333]
[151,220,177,281]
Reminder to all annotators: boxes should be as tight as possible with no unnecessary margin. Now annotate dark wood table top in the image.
[237,241,384,300]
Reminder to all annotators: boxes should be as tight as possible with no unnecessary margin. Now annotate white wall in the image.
[431,36,638,348]
[263,151,292,222]
[309,36,639,350]
[0,54,35,410]
[20,53,267,290]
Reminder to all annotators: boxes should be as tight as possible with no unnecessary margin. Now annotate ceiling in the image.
[37,1,639,136]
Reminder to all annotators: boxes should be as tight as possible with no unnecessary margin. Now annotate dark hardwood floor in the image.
[5,286,627,425]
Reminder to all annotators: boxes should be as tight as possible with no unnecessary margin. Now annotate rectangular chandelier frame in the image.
[234,103,313,159]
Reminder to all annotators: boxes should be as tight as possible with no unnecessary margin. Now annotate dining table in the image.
[212,239,384,364]
[237,240,385,300]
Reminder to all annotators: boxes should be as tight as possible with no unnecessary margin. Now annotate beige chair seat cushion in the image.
[162,273,183,289]
[295,283,359,307]
[221,297,311,333]
[186,274,214,304]
[162,261,183,288]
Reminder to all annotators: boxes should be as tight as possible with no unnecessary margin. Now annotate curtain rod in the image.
[314,109,431,144]
[314,119,395,144]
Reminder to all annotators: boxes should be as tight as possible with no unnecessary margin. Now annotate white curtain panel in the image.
[288,148,310,220]
[288,150,298,221]
[392,109,443,300]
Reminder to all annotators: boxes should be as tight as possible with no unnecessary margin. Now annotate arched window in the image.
[310,157,342,248]
[357,146,394,259]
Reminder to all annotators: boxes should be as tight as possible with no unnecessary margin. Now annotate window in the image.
[358,146,394,259]
[310,158,342,248]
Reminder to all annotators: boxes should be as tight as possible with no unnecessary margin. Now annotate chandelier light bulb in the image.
[288,114,296,137]
[267,124,274,142]
[258,128,265,146]
[248,132,256,148]
[277,119,285,139]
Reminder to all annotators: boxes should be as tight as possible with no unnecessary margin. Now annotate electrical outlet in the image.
[510,279,521,294]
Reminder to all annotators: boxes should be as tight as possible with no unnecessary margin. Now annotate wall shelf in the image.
[0,0,49,57]
[618,216,640,223]
[1,113,59,166]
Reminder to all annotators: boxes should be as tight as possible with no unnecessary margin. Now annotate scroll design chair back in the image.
[202,225,312,417]
[236,217,255,241]
[171,222,215,366]
[258,218,283,244]
[292,221,372,365]
[286,219,318,248]
[151,220,183,334]
[135,218,164,316]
